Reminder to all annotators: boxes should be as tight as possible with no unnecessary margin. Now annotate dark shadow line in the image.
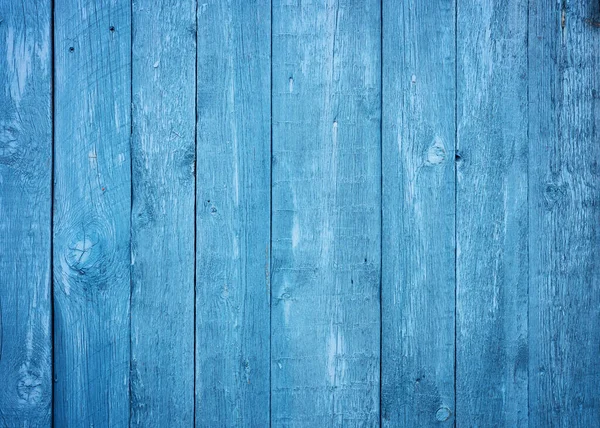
[193,0,199,426]
[379,0,384,426]
[269,1,274,426]
[453,0,458,426]
[50,0,56,425]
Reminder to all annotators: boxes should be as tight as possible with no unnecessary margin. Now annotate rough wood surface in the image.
[0,0,52,425]
[1,1,600,425]
[529,0,600,425]
[195,1,271,426]
[381,1,456,426]
[271,0,381,426]
[130,1,196,426]
[53,1,131,425]
[455,1,529,426]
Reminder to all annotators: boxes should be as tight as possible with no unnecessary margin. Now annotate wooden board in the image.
[53,1,131,425]
[271,0,381,425]
[130,1,196,426]
[456,1,529,426]
[381,1,456,426]
[195,1,271,426]
[0,0,52,425]
[529,0,600,425]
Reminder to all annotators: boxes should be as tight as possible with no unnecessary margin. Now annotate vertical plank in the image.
[456,0,529,426]
[53,1,131,425]
[195,0,271,426]
[130,0,196,426]
[271,1,381,426]
[381,0,456,426]
[529,0,600,425]
[0,0,52,425]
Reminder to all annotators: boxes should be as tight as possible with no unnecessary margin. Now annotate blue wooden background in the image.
[0,0,599,426]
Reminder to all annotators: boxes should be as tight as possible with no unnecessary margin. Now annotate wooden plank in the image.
[0,0,52,425]
[529,0,600,425]
[455,1,529,426]
[130,1,196,426]
[271,1,381,426]
[53,1,131,425]
[381,1,456,426]
[195,0,271,426]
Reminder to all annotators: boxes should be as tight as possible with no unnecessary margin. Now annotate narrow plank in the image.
[271,1,381,426]
[53,1,131,425]
[456,1,529,426]
[381,0,456,426]
[529,0,600,425]
[0,1,52,425]
[130,1,196,426]
[195,0,271,426]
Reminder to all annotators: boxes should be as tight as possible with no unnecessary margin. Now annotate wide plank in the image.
[381,0,456,426]
[529,0,600,425]
[271,1,381,426]
[195,0,271,426]
[0,0,52,425]
[456,0,529,426]
[53,1,131,425]
[130,1,196,426]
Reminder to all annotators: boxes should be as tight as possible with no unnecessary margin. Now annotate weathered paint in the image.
[195,1,271,426]
[1,1,600,426]
[53,1,131,425]
[529,0,600,425]
[130,0,196,426]
[456,0,529,426]
[381,1,456,426]
[271,0,381,426]
[0,0,52,425]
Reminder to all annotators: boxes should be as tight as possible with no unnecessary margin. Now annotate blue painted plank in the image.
[381,1,456,426]
[0,0,52,425]
[130,1,196,426]
[271,1,381,426]
[529,1,600,425]
[195,1,271,426]
[53,1,131,425]
[456,1,529,426]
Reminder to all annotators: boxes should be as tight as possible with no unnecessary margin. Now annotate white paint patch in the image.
[289,77,294,93]
[73,238,93,265]
[117,153,126,165]
[283,299,291,326]
[291,217,300,249]
[426,136,446,166]
[6,26,33,106]
[37,21,51,66]
[60,258,71,296]
[327,323,337,384]
[233,234,239,259]
[114,101,120,130]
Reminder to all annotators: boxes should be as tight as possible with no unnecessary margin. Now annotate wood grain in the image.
[381,1,456,426]
[195,1,271,426]
[0,0,52,425]
[271,0,381,426]
[456,0,529,425]
[529,0,600,425]
[53,1,131,425]
[130,1,196,426]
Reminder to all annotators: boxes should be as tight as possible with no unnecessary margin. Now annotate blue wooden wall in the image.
[0,0,599,426]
